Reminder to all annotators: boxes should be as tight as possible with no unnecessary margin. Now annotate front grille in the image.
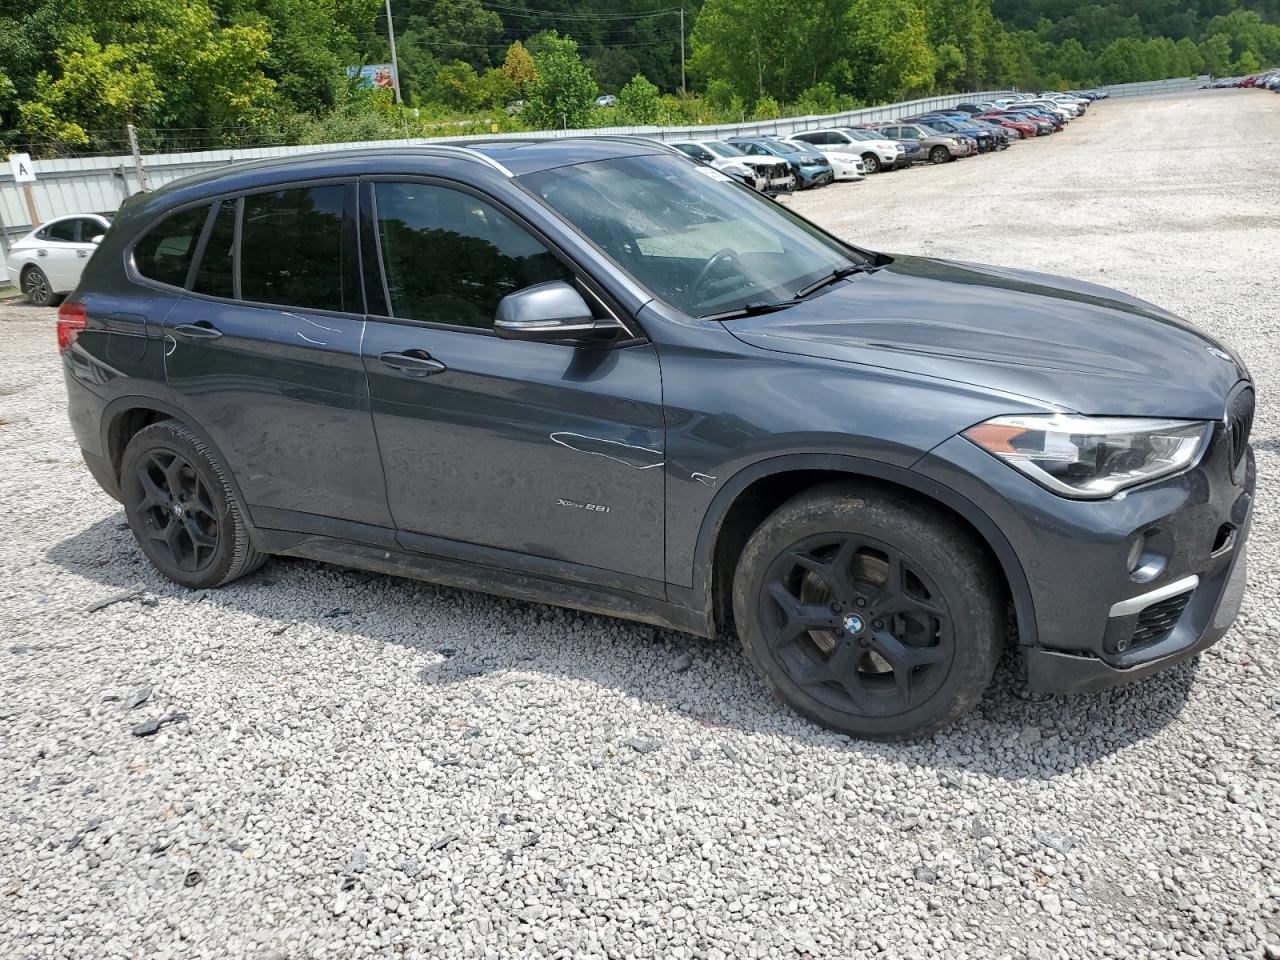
[1227,385,1254,476]
[1130,591,1193,648]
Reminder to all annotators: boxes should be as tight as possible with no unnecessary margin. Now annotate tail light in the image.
[57,301,87,354]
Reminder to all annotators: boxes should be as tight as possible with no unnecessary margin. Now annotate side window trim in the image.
[183,204,220,291]
[164,177,355,317]
[358,174,640,341]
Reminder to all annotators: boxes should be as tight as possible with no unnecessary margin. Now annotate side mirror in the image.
[494,281,623,345]
[91,235,104,245]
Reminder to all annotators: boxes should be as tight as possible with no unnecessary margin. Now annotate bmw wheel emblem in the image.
[843,613,865,634]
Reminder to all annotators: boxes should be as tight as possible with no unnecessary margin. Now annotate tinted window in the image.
[375,182,574,330]
[134,205,210,288]
[240,185,347,311]
[44,220,79,242]
[75,218,105,241]
[192,199,236,299]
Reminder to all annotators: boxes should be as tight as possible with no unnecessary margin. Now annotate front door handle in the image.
[173,322,223,340]
[379,350,446,377]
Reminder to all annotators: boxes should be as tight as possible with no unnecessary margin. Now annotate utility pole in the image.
[679,8,686,97]
[384,0,403,105]
[126,124,150,193]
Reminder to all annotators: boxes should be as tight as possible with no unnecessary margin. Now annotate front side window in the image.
[374,181,574,330]
[240,185,348,312]
[134,205,211,288]
[522,153,861,318]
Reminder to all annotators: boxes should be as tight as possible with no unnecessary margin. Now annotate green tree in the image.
[846,0,936,102]
[500,41,537,98]
[751,94,781,118]
[432,60,483,110]
[796,81,840,114]
[616,73,660,124]
[525,32,597,130]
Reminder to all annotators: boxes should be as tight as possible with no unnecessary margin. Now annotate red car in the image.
[976,112,1040,138]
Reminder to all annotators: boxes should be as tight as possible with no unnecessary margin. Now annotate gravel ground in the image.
[2,90,1278,960]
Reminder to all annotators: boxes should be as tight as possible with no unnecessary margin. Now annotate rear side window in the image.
[192,199,236,299]
[43,220,79,242]
[373,181,574,330]
[134,205,211,288]
[239,185,348,311]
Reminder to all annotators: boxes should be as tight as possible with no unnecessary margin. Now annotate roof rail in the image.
[410,143,514,177]
[583,134,685,156]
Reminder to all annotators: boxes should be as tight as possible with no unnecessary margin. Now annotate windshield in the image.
[521,153,863,318]
[704,141,746,158]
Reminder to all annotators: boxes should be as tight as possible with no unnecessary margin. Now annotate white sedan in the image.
[6,214,111,306]
[824,152,868,181]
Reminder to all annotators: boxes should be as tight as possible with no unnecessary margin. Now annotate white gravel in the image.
[2,89,1279,959]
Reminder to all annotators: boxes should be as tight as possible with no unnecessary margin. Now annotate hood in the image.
[725,256,1247,419]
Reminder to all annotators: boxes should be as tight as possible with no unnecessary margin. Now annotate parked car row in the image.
[664,90,1104,197]
[1203,71,1280,91]
[9,91,1105,305]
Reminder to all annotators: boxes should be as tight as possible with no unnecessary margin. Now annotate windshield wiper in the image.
[794,263,871,298]
[701,298,801,321]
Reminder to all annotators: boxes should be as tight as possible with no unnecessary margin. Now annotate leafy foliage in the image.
[524,32,598,130]
[617,73,660,124]
[0,0,1276,157]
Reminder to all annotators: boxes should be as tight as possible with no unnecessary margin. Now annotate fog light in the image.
[1126,536,1144,573]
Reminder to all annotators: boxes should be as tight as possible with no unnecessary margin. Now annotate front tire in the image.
[861,153,881,174]
[120,420,267,590]
[21,266,54,306]
[732,483,1003,740]
[929,145,950,164]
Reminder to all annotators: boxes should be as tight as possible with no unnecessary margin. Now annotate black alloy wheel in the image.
[120,419,268,589]
[758,533,953,718]
[732,483,1003,739]
[133,449,221,574]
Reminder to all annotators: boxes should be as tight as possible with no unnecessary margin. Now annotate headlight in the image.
[963,414,1211,499]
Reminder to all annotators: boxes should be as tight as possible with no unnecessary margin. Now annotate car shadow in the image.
[47,513,1199,781]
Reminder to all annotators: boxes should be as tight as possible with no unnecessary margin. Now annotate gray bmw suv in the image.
[58,138,1254,739]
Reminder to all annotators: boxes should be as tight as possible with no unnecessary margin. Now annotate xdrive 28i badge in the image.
[556,497,610,514]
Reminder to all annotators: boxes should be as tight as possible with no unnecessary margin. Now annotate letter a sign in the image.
[8,153,36,183]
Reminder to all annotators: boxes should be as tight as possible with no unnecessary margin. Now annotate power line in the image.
[471,2,682,19]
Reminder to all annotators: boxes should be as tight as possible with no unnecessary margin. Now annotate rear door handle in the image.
[173,322,223,340]
[379,350,446,377]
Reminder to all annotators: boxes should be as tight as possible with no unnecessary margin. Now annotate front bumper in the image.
[914,415,1256,695]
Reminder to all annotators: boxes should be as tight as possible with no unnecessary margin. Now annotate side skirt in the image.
[255,528,713,638]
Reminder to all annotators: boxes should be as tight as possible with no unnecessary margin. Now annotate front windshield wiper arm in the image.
[701,298,802,321]
[794,263,872,298]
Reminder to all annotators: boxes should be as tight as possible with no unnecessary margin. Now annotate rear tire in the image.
[21,266,54,306]
[861,153,881,174]
[732,482,1003,740]
[120,420,268,590]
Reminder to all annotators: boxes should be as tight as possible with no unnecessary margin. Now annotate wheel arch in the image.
[99,395,263,544]
[690,454,1037,648]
